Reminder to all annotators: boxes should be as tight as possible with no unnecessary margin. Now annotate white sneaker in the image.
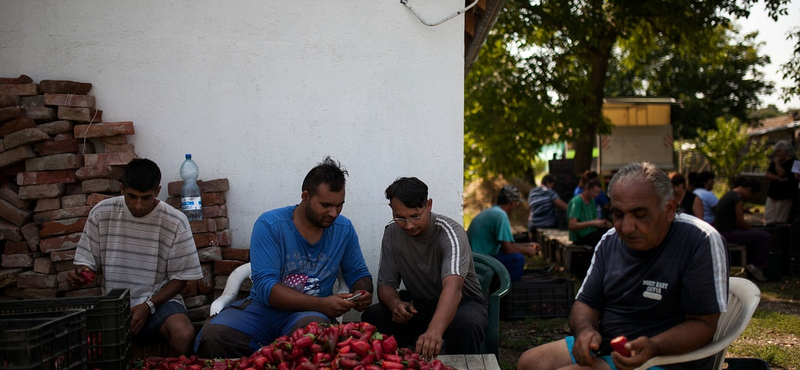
[746,264,767,282]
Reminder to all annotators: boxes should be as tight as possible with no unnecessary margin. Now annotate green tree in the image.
[467,0,789,176]
[465,32,562,182]
[694,117,769,187]
[780,26,800,101]
[606,24,774,139]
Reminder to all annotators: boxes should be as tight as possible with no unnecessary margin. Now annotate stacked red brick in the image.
[0,74,133,300]
[164,179,248,326]
[0,74,250,334]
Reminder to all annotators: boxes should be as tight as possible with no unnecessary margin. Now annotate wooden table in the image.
[438,354,501,370]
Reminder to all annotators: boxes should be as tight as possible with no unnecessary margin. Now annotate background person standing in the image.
[764,140,799,225]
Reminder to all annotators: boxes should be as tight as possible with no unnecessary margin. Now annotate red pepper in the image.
[364,365,382,370]
[611,336,631,357]
[260,347,275,363]
[310,343,324,353]
[337,337,354,348]
[79,270,96,283]
[295,334,315,348]
[278,363,290,370]
[338,358,359,369]
[371,339,383,361]
[383,354,402,364]
[339,345,351,354]
[359,353,375,366]
[381,336,398,355]
[351,340,370,358]
[253,357,268,370]
[382,361,404,370]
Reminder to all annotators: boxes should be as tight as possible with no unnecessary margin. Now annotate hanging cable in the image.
[400,0,480,27]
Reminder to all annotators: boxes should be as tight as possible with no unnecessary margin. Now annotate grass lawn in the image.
[497,276,800,370]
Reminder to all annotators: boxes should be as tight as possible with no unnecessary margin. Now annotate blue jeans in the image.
[493,250,526,282]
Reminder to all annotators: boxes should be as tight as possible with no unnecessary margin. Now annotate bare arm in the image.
[692,197,704,221]
[613,313,719,370]
[131,279,187,335]
[500,241,539,256]
[554,198,568,211]
[376,284,417,324]
[349,277,374,312]
[416,274,465,358]
[568,301,603,368]
[569,217,610,231]
[734,200,751,230]
[269,283,355,318]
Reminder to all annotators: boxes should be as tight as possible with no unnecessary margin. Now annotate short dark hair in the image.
[302,156,348,196]
[541,175,556,186]
[670,173,686,187]
[734,176,761,193]
[385,177,428,209]
[584,178,602,190]
[497,185,520,205]
[122,158,161,192]
[698,171,715,184]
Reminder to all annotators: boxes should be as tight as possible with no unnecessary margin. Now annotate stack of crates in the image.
[0,289,131,370]
[501,278,575,319]
[0,309,87,370]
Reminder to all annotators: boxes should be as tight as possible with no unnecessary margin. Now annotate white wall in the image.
[0,1,466,278]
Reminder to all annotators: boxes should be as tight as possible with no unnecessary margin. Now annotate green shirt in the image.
[467,205,514,255]
[568,195,597,242]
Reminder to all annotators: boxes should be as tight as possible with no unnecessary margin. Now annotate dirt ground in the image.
[496,292,800,368]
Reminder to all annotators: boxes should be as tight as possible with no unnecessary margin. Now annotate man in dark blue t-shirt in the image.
[518,162,729,370]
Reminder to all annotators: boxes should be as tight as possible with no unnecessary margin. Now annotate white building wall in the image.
[0,1,465,280]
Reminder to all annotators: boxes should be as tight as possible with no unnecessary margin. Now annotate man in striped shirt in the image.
[70,158,203,356]
[362,177,487,358]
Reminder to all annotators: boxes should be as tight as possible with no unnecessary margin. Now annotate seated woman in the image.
[568,178,611,246]
[671,173,704,219]
[715,177,771,281]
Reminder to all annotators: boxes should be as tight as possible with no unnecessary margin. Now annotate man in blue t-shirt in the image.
[518,162,729,370]
[467,185,539,281]
[195,157,373,358]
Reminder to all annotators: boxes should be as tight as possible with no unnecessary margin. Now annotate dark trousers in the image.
[360,291,487,354]
[493,250,526,282]
[721,229,771,269]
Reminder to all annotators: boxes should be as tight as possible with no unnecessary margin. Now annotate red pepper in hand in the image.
[79,270,96,283]
[610,336,631,357]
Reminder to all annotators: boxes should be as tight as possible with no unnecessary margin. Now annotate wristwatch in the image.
[145,299,156,314]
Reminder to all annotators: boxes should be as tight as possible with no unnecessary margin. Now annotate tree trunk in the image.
[573,41,614,175]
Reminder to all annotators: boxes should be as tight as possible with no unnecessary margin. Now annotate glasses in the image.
[393,203,428,225]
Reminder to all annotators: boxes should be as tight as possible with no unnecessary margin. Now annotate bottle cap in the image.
[185,153,192,159]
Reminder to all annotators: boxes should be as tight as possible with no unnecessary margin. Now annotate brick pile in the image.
[0,75,248,331]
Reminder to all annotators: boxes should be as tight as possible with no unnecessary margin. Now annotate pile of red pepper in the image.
[129,322,457,370]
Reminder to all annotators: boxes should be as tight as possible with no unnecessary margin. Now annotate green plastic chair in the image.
[472,252,511,355]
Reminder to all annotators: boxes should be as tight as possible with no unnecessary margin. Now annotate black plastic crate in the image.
[725,358,770,370]
[0,309,86,370]
[0,289,131,370]
[501,278,575,319]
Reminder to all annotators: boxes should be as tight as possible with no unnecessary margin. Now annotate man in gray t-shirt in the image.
[362,177,487,358]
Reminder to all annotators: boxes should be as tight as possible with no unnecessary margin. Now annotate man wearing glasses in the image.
[362,177,488,358]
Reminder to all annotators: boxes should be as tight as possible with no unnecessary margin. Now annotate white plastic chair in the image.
[209,262,350,317]
[634,277,761,370]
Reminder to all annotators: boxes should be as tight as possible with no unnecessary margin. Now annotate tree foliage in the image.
[694,117,769,187]
[465,0,790,179]
[606,24,773,139]
[780,26,800,101]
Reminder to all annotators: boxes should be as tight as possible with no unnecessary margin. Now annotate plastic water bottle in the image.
[180,154,203,220]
